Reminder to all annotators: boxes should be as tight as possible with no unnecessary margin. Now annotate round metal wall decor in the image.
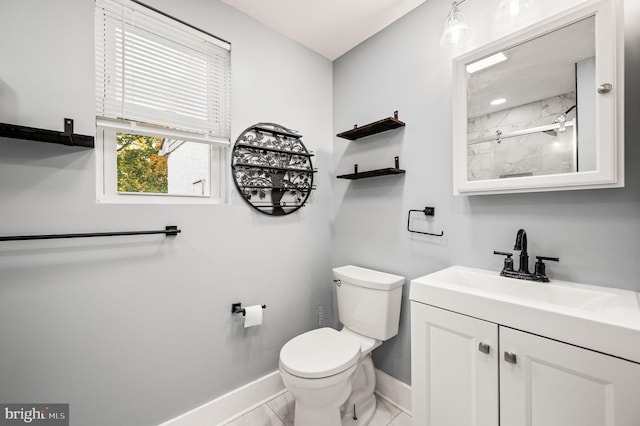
[231,122,316,216]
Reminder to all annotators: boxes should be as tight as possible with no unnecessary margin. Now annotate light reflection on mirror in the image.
[465,16,595,181]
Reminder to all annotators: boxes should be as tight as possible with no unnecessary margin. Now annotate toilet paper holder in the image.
[232,303,267,316]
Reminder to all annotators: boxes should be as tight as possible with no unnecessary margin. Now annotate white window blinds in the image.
[95,0,231,144]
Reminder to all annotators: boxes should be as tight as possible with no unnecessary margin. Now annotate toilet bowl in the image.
[279,327,378,426]
[279,265,405,426]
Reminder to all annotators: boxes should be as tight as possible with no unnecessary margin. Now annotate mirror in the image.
[452,0,623,195]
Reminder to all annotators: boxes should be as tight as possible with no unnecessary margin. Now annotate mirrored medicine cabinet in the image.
[452,0,623,195]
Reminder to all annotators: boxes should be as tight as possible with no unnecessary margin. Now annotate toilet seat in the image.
[280,327,360,379]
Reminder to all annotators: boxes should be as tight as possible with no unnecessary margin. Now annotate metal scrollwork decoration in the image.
[231,122,316,216]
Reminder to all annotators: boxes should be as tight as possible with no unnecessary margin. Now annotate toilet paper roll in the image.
[243,305,263,328]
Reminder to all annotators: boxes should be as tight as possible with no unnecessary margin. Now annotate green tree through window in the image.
[116,133,168,193]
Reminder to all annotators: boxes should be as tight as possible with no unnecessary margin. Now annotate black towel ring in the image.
[407,207,444,237]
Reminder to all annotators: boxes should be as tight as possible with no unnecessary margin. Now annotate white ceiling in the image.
[220,0,426,60]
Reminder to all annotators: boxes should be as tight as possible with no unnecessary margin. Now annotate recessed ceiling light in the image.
[491,98,507,106]
[467,52,508,74]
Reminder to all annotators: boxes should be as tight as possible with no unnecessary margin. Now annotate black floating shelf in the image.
[337,168,406,180]
[0,119,94,148]
[337,156,406,180]
[337,111,405,141]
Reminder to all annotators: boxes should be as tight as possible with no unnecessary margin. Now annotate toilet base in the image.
[340,354,377,425]
[294,403,343,426]
[340,392,376,426]
[292,376,352,426]
[280,361,358,426]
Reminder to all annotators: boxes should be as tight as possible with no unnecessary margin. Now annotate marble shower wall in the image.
[467,92,577,180]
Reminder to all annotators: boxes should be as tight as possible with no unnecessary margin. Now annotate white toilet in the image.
[279,265,405,426]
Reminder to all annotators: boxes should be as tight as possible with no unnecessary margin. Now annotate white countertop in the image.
[410,266,640,364]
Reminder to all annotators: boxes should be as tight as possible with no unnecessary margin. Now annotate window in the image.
[95,0,231,203]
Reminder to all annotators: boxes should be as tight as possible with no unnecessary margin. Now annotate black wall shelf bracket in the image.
[0,225,181,242]
[0,118,95,148]
[407,207,444,237]
[337,156,406,180]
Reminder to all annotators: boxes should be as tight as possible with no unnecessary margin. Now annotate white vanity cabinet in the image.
[410,303,499,425]
[411,302,640,426]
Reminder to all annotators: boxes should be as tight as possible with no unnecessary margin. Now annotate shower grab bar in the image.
[468,119,575,145]
[0,225,181,242]
[407,207,444,237]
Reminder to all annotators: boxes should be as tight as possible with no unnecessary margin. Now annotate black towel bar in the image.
[0,225,181,242]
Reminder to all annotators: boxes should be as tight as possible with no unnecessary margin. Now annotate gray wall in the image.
[1,0,639,424]
[332,0,640,385]
[0,1,333,425]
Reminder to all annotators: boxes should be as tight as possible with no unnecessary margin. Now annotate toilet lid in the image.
[280,328,360,379]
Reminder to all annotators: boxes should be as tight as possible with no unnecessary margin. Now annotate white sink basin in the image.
[410,266,640,363]
[421,266,640,314]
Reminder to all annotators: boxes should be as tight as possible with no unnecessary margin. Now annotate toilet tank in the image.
[333,265,405,341]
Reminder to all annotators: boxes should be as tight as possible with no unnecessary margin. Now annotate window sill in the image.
[96,193,226,205]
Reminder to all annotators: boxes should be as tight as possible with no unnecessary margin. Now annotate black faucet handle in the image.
[536,255,559,262]
[534,256,559,278]
[494,251,514,272]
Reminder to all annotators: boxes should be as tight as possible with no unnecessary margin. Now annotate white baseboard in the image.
[374,368,412,415]
[158,368,411,426]
[158,371,285,426]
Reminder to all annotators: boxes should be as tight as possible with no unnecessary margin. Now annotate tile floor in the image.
[223,392,411,426]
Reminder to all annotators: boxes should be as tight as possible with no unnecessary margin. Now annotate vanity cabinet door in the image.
[499,326,640,426]
[411,302,499,426]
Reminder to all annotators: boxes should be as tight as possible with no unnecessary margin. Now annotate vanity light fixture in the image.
[466,52,507,73]
[497,0,535,18]
[440,1,472,48]
[490,98,507,106]
[441,0,537,48]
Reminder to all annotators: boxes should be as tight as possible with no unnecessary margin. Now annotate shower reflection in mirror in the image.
[465,17,595,181]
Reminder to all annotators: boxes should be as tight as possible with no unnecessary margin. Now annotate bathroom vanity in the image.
[410,266,640,425]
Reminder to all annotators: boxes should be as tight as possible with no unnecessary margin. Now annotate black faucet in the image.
[514,229,530,274]
[493,229,559,282]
